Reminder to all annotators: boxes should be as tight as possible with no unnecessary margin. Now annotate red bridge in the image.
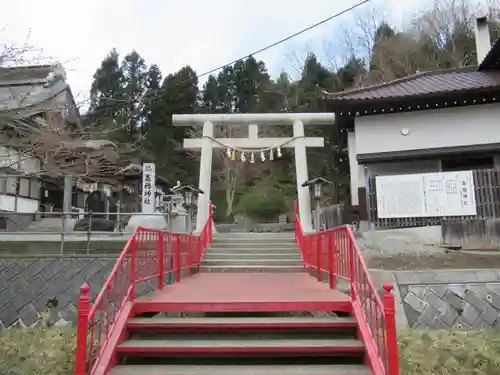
[74,202,399,375]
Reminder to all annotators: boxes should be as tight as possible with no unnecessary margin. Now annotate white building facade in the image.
[324,17,500,222]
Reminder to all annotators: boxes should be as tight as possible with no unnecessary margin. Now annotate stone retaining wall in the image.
[2,255,500,330]
[0,256,158,328]
[395,269,500,329]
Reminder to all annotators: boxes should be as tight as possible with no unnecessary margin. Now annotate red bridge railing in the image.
[294,201,399,375]
[74,204,213,375]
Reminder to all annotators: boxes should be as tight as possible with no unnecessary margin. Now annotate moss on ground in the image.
[1,327,499,374]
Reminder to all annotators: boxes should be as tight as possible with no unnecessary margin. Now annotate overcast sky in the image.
[1,0,426,106]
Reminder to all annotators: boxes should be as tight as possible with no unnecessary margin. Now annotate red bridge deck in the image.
[134,273,352,313]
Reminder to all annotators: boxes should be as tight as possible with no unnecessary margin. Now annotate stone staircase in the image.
[200,233,304,272]
[107,312,371,375]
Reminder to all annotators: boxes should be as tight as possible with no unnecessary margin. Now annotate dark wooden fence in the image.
[314,202,353,229]
[367,169,500,249]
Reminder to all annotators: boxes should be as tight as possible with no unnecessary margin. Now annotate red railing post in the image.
[197,236,202,264]
[383,283,400,375]
[308,237,313,276]
[316,235,322,282]
[157,231,165,290]
[209,201,213,242]
[347,228,356,301]
[74,283,90,375]
[187,235,193,276]
[328,231,335,289]
[130,232,137,301]
[176,235,181,282]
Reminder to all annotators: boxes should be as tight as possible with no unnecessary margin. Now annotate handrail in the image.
[293,201,399,375]
[74,202,213,375]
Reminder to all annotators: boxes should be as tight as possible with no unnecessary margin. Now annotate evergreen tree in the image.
[121,50,147,139]
[88,49,125,128]
[144,66,199,183]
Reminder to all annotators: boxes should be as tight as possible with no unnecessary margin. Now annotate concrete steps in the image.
[202,233,302,273]
[108,364,372,374]
[203,252,302,260]
[109,315,370,375]
[200,265,305,273]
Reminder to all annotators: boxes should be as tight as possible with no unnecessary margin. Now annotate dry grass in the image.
[0,327,76,375]
[398,329,500,374]
[1,327,499,374]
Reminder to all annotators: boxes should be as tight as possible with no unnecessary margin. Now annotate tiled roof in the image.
[0,64,66,86]
[324,67,500,102]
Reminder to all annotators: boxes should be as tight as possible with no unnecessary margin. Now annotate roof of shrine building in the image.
[0,63,81,127]
[323,37,500,117]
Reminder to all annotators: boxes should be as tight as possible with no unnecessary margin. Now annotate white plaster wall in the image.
[355,103,500,154]
[0,194,38,212]
[347,132,365,206]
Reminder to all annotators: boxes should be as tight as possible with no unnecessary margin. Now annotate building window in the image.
[6,177,16,194]
[19,178,30,197]
[29,179,41,199]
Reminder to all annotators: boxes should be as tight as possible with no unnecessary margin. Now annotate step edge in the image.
[119,338,364,347]
[107,364,371,375]
[127,317,357,325]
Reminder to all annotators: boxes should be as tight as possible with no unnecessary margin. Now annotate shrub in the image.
[235,187,287,221]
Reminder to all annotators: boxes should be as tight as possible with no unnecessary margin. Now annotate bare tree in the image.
[0,31,143,188]
[0,112,141,184]
[334,5,389,63]
[186,124,247,218]
[283,43,315,78]
[411,0,479,68]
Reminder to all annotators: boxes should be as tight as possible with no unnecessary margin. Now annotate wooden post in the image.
[74,283,90,375]
[383,283,400,375]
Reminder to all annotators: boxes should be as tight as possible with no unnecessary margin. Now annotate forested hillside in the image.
[85,0,500,222]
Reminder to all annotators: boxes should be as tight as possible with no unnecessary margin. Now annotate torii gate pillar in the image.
[292,119,312,233]
[196,120,214,232]
[173,113,335,234]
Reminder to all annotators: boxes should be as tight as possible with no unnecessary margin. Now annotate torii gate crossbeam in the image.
[173,113,335,233]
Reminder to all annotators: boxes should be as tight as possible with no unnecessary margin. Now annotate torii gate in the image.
[172,113,335,233]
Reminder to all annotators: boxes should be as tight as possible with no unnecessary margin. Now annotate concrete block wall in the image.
[0,256,158,328]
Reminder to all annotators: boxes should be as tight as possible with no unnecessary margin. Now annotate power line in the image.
[195,0,370,79]
[85,0,369,119]
[22,0,369,123]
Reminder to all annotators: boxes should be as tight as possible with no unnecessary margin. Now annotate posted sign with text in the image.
[141,163,156,213]
[375,170,476,218]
